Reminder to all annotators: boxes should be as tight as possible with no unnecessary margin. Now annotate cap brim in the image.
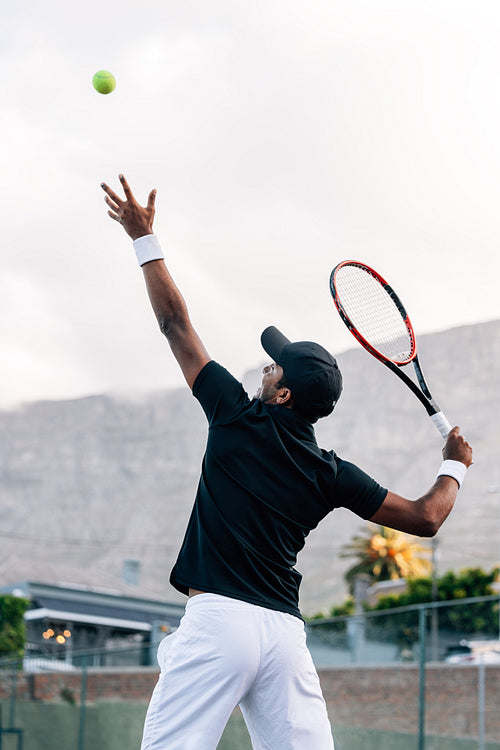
[261,326,291,365]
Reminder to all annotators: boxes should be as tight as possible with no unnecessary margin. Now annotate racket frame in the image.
[330,260,443,419]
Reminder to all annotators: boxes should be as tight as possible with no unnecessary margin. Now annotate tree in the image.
[307,566,499,650]
[372,567,499,642]
[308,597,355,631]
[0,595,30,659]
[341,524,432,594]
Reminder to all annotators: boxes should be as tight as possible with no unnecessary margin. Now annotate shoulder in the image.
[333,456,388,519]
[193,360,235,390]
[193,360,251,425]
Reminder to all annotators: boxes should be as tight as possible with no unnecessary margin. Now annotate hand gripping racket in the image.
[330,260,452,439]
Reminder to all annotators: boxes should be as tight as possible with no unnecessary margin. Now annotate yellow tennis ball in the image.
[92,70,116,95]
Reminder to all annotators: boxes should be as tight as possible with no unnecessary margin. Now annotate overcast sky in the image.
[2,0,499,408]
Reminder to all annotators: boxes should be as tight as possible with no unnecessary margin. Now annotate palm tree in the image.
[341,525,432,594]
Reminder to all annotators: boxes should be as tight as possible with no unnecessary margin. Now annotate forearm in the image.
[416,458,470,534]
[370,427,472,537]
[371,477,458,537]
[131,234,188,331]
[142,259,191,336]
[133,235,210,387]
[408,476,459,536]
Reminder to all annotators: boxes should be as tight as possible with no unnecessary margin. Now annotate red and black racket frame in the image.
[330,261,443,418]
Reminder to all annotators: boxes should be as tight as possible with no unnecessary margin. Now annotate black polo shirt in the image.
[170,361,387,618]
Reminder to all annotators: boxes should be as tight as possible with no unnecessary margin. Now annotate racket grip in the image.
[430,411,452,440]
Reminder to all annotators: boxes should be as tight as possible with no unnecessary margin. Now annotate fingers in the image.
[104,194,122,225]
[101,176,156,238]
[443,426,473,467]
[118,173,135,201]
[446,426,464,442]
[101,181,122,205]
[101,176,155,212]
[445,426,464,446]
[104,194,120,213]
[147,189,157,211]
[101,175,135,205]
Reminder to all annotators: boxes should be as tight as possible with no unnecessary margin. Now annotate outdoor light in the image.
[41,626,72,643]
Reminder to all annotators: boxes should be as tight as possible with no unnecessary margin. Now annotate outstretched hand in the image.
[101,174,156,241]
[443,426,473,467]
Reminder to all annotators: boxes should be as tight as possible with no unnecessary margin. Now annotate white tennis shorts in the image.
[140,593,335,750]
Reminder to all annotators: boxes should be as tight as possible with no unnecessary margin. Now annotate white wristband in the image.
[436,459,467,488]
[133,235,164,266]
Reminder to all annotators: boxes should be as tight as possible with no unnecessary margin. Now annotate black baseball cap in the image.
[260,326,343,422]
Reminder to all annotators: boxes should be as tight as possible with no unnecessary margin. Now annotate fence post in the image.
[478,655,485,750]
[77,654,88,750]
[9,661,18,728]
[430,538,439,661]
[418,606,427,750]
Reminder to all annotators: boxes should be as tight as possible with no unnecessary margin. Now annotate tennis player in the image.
[101,175,472,750]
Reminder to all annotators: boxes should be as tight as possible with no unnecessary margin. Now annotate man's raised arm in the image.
[101,174,210,388]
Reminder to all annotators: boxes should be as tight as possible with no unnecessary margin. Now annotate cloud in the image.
[2,0,500,407]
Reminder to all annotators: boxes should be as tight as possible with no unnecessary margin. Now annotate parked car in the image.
[444,639,500,665]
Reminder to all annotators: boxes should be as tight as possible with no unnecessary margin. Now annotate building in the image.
[0,580,185,668]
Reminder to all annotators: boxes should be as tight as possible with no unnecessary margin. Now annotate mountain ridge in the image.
[1,319,499,615]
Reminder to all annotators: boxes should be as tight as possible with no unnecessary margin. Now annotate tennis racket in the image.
[329,260,452,439]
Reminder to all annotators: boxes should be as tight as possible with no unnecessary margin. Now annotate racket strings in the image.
[334,265,414,363]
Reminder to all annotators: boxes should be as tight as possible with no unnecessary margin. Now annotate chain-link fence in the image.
[1,595,499,750]
[308,594,500,750]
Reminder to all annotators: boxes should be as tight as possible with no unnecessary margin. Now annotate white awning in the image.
[24,607,152,631]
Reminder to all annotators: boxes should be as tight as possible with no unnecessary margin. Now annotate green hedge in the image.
[0,594,30,658]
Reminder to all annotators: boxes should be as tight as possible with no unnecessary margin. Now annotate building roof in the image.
[0,556,181,602]
[1,580,185,632]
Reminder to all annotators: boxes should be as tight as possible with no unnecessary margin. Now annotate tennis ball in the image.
[92,70,116,95]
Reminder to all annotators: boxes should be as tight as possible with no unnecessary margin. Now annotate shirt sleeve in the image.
[192,360,251,426]
[333,457,388,520]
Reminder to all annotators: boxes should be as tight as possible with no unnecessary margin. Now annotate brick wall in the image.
[1,664,499,742]
[0,667,159,704]
[320,663,500,741]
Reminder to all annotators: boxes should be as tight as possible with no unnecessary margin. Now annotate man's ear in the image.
[276,387,293,406]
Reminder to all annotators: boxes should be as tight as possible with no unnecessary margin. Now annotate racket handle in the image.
[430,411,452,440]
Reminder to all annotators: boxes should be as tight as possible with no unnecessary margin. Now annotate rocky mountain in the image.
[1,320,499,615]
